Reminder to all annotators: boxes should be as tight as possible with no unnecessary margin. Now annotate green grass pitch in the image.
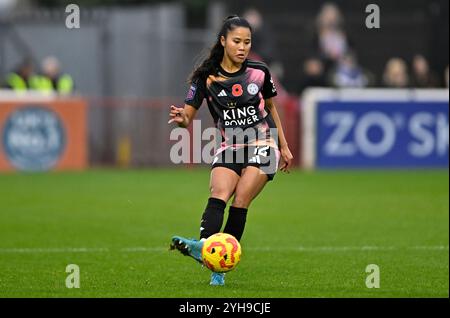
[0,168,448,297]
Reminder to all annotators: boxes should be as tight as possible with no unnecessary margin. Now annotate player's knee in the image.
[231,195,250,209]
[210,186,232,202]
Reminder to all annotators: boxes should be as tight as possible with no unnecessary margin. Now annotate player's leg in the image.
[223,166,269,241]
[205,161,242,286]
[171,166,240,263]
[232,166,269,208]
[208,166,269,286]
[222,145,279,242]
[200,167,240,239]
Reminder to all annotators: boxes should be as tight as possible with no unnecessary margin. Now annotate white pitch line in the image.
[0,247,110,253]
[120,247,167,252]
[251,245,450,252]
[0,246,447,254]
[411,245,450,250]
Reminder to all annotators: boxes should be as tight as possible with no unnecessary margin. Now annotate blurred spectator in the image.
[34,56,74,95]
[410,54,439,88]
[3,58,35,92]
[298,57,327,93]
[243,8,277,65]
[314,3,350,71]
[243,8,284,81]
[329,52,370,88]
[382,57,410,88]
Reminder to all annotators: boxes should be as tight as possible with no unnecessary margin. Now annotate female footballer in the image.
[169,15,293,286]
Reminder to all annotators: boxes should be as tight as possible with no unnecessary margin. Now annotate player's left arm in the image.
[265,98,293,173]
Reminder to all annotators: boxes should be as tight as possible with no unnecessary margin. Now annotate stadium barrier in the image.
[0,92,299,171]
[87,97,180,168]
[301,88,449,169]
[87,95,300,168]
[0,91,88,172]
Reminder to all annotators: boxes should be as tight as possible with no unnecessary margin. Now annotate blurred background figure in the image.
[314,2,350,73]
[242,7,275,64]
[298,57,327,94]
[329,52,371,88]
[382,57,410,88]
[2,57,35,92]
[242,7,284,81]
[35,56,74,95]
[411,54,439,88]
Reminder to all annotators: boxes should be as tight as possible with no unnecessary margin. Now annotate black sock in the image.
[223,206,248,241]
[200,197,227,240]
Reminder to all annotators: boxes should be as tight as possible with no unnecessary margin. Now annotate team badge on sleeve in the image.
[186,84,197,101]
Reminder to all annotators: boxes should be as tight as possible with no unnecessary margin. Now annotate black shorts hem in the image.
[211,146,279,182]
[211,163,276,181]
[243,163,276,181]
[211,163,242,177]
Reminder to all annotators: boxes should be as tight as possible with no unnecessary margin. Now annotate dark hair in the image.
[189,15,252,83]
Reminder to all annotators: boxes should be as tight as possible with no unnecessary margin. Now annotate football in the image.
[201,233,242,273]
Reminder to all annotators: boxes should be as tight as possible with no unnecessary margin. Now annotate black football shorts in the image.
[211,145,280,181]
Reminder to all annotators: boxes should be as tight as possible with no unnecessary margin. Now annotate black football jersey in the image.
[184,59,278,150]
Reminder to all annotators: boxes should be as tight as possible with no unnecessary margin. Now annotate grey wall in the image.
[0,3,222,167]
[1,3,216,98]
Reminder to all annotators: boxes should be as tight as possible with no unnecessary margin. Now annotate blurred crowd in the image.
[243,4,449,95]
[1,3,447,98]
[297,3,448,93]
[1,56,74,95]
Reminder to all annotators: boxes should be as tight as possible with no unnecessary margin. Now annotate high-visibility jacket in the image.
[31,74,74,95]
[57,74,74,95]
[5,73,29,91]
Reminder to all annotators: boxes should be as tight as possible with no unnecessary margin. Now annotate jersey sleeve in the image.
[184,79,206,109]
[261,67,278,99]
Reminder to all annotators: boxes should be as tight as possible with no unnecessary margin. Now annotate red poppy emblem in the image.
[232,84,243,97]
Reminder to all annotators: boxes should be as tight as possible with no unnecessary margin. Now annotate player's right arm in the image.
[168,104,197,128]
[169,78,204,127]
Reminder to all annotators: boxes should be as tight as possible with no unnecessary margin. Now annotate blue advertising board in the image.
[316,101,449,168]
[2,106,66,171]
